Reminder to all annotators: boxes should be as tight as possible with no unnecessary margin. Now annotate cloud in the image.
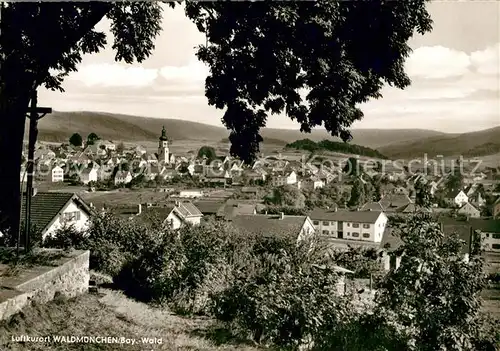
[405,46,471,79]
[470,43,500,75]
[158,59,209,84]
[69,64,158,87]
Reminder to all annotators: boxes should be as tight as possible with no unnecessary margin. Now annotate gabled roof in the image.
[193,200,225,215]
[458,202,479,212]
[379,194,412,210]
[175,202,203,218]
[230,214,308,239]
[136,205,175,224]
[360,202,385,212]
[309,208,383,223]
[21,192,93,233]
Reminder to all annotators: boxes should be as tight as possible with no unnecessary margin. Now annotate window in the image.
[492,244,500,250]
[492,234,500,239]
[485,233,490,238]
[347,223,350,227]
[62,211,80,222]
[362,233,370,238]
[313,221,319,225]
[347,232,350,236]
[352,223,359,228]
[352,232,359,237]
[322,230,329,235]
[322,221,329,226]
[363,224,370,229]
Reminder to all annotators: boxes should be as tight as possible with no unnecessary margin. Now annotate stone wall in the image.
[0,249,90,321]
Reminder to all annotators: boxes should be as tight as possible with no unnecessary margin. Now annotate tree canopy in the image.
[0,1,432,237]
[69,133,83,147]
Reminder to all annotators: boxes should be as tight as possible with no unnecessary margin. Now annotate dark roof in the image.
[379,194,412,210]
[309,208,383,223]
[380,227,404,251]
[360,202,384,212]
[230,214,307,239]
[21,192,91,233]
[135,205,175,225]
[193,200,225,215]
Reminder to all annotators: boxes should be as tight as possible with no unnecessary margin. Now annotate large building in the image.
[309,208,388,243]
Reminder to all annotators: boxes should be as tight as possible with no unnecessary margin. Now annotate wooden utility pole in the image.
[22,89,51,253]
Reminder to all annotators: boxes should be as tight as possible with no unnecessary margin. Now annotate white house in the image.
[21,191,93,241]
[80,167,98,184]
[51,165,64,182]
[446,189,468,207]
[471,219,500,253]
[114,170,132,185]
[179,189,204,198]
[139,201,203,230]
[457,202,481,218]
[271,171,298,187]
[309,208,388,243]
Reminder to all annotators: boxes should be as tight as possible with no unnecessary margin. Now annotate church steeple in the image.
[159,126,168,141]
[158,126,170,164]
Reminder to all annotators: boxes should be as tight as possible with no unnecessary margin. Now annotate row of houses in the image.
[12,190,500,260]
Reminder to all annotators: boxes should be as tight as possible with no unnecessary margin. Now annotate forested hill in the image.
[286,139,389,159]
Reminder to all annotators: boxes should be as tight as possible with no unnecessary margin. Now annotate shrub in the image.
[116,221,252,314]
[210,235,346,348]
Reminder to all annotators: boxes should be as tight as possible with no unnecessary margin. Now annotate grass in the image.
[0,288,267,351]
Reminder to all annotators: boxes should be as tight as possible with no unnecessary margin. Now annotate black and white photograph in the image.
[0,1,499,350]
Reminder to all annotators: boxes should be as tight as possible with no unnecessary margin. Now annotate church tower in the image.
[158,126,170,164]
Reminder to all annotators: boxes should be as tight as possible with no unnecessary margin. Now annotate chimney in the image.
[90,202,94,208]
[137,203,142,215]
[175,200,180,207]
[280,212,284,220]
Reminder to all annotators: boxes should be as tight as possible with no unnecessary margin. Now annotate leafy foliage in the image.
[69,133,83,147]
[264,185,306,208]
[348,179,366,208]
[86,132,100,146]
[286,139,388,159]
[197,146,217,161]
[185,1,432,163]
[374,213,492,351]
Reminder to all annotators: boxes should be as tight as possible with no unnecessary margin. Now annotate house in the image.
[271,171,297,187]
[193,200,226,217]
[470,219,500,253]
[114,170,132,185]
[217,201,258,220]
[229,213,316,243]
[80,167,98,184]
[457,202,481,218]
[309,208,388,243]
[139,201,203,229]
[302,176,325,190]
[361,194,412,213]
[179,189,203,198]
[445,189,468,207]
[21,191,93,241]
[51,165,64,182]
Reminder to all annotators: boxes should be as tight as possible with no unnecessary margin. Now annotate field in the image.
[0,288,263,351]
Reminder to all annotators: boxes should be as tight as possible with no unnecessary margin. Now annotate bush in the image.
[116,221,252,314]
[210,235,347,348]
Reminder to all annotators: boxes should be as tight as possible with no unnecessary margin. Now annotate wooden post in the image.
[23,89,52,253]
[370,273,373,291]
[24,90,38,252]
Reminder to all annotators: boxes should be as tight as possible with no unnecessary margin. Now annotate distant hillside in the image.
[221,137,288,146]
[32,111,228,143]
[378,126,500,159]
[286,139,388,159]
[34,111,445,149]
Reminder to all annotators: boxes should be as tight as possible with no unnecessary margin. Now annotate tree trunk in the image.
[0,75,33,244]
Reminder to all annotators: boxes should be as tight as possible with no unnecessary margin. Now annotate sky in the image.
[39,1,500,133]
